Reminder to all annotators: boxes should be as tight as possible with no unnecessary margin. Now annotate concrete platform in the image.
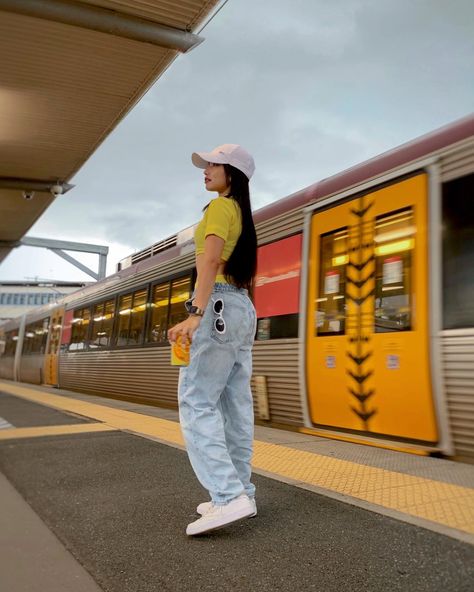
[1,380,473,543]
[1,379,474,591]
[0,472,103,592]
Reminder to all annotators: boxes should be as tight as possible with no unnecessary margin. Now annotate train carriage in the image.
[1,115,473,461]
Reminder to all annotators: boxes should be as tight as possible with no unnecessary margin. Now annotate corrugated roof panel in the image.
[83,0,220,30]
[0,0,221,263]
[0,188,55,245]
[0,11,173,180]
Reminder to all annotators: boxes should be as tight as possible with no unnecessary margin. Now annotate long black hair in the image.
[222,164,257,294]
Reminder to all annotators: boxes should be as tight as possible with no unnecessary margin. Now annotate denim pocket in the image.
[210,328,228,344]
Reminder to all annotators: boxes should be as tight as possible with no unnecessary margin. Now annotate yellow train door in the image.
[43,307,64,386]
[306,173,438,444]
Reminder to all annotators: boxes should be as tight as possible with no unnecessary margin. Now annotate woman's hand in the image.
[168,315,202,343]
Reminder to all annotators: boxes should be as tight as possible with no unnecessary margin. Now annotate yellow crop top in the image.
[194,196,242,261]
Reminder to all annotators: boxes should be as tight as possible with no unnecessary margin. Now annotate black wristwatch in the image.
[188,305,205,317]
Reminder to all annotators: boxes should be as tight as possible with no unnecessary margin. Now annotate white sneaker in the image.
[197,497,257,517]
[186,494,255,536]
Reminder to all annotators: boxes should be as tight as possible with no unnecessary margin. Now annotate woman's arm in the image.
[192,234,225,309]
[167,234,224,342]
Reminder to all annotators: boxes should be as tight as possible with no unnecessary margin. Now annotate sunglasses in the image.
[213,298,226,334]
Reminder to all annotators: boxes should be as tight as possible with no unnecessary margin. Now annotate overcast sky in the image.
[1,0,473,282]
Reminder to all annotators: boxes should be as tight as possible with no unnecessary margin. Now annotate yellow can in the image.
[171,335,190,366]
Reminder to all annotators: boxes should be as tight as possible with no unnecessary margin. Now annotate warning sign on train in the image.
[383,256,402,285]
[324,270,340,294]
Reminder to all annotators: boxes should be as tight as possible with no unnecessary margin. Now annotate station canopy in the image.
[0,0,221,264]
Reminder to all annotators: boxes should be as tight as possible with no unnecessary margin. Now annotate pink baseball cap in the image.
[192,144,255,180]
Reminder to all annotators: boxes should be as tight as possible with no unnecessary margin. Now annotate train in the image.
[1,114,473,461]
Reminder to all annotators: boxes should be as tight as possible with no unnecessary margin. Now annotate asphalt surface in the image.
[1,426,474,592]
[0,391,91,427]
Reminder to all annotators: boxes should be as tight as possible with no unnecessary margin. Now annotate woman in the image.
[168,144,258,536]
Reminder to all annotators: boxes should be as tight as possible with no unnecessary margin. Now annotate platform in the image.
[1,379,473,591]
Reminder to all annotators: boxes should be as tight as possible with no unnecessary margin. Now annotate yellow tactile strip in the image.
[1,381,473,536]
[0,382,185,447]
[252,442,474,534]
[0,423,118,440]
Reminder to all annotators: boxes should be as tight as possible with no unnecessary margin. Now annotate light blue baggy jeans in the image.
[178,283,257,505]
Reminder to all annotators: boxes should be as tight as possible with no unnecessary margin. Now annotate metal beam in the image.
[49,248,99,280]
[21,236,109,256]
[0,0,204,53]
[15,236,109,280]
[98,253,107,280]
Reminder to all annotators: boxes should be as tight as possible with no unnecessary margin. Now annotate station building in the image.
[0,281,89,322]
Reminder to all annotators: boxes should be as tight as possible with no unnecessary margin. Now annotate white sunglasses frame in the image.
[212,298,226,334]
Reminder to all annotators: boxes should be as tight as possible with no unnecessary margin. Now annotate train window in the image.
[102,300,115,346]
[23,326,34,355]
[442,173,474,329]
[4,330,18,356]
[256,313,299,340]
[91,302,106,347]
[116,289,148,347]
[148,283,170,343]
[41,319,50,353]
[169,277,192,328]
[129,289,148,345]
[69,307,91,350]
[146,276,191,344]
[316,228,348,335]
[23,319,50,355]
[117,293,133,346]
[91,299,115,349]
[374,209,413,332]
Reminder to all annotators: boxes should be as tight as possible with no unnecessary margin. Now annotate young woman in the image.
[168,144,258,536]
